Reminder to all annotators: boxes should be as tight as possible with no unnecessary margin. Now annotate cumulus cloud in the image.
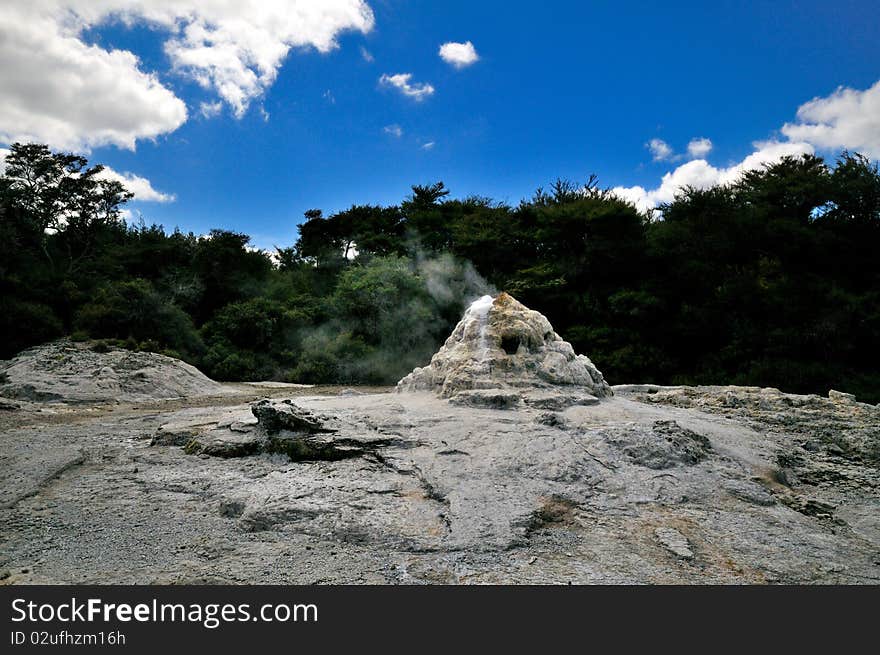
[0,1,375,150]
[379,73,435,101]
[647,138,674,162]
[781,79,880,158]
[96,167,176,203]
[648,137,714,163]
[155,0,375,117]
[383,124,403,138]
[0,4,187,151]
[360,46,374,63]
[614,78,880,213]
[613,140,814,212]
[439,41,479,69]
[687,137,713,159]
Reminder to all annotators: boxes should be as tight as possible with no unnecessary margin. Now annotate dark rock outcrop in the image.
[250,398,337,434]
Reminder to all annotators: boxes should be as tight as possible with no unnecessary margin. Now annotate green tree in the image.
[74,279,203,355]
[1,142,132,273]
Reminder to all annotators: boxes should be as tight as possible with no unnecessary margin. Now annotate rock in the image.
[177,399,378,462]
[250,399,335,434]
[183,429,264,458]
[535,412,567,428]
[152,422,210,447]
[448,387,600,412]
[397,293,611,399]
[829,389,857,404]
[0,398,21,411]
[238,504,321,532]
[614,384,880,466]
[0,339,226,404]
[654,528,694,560]
[521,390,599,410]
[449,389,522,410]
[264,433,368,461]
[610,420,711,469]
[152,407,255,446]
[723,479,776,506]
[0,384,63,402]
[218,500,246,518]
[781,495,837,519]
[525,496,578,531]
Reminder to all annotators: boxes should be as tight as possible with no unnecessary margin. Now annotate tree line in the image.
[1,143,879,401]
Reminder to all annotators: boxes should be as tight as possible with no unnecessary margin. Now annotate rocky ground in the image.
[3,303,880,586]
[1,371,878,584]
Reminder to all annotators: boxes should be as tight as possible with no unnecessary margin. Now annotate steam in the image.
[416,252,496,308]
[289,253,497,385]
[467,294,494,317]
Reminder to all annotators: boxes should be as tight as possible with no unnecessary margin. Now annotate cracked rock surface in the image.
[2,382,878,584]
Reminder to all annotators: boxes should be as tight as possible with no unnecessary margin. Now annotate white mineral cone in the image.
[397,292,611,398]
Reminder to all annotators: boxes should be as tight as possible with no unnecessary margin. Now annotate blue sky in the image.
[1,1,878,249]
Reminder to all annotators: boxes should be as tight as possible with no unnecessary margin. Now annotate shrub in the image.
[0,299,63,358]
[74,279,203,356]
[289,330,372,384]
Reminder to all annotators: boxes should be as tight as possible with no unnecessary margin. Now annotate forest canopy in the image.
[2,143,879,401]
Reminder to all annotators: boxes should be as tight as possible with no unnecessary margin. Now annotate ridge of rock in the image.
[0,339,225,404]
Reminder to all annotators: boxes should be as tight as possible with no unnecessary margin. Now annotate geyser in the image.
[396,292,611,402]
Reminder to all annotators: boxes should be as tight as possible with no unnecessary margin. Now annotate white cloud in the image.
[687,137,713,159]
[119,208,137,222]
[613,78,880,213]
[439,41,479,69]
[360,46,374,63]
[614,140,814,213]
[0,1,375,150]
[383,124,403,138]
[199,101,223,119]
[647,138,674,162]
[380,73,435,101]
[155,1,375,117]
[421,141,435,150]
[96,167,176,203]
[648,136,713,163]
[781,80,880,158]
[0,4,187,151]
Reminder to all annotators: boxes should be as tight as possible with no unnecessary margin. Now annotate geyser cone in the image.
[397,292,611,399]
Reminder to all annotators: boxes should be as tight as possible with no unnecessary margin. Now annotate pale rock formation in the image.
[0,340,226,404]
[397,293,611,403]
